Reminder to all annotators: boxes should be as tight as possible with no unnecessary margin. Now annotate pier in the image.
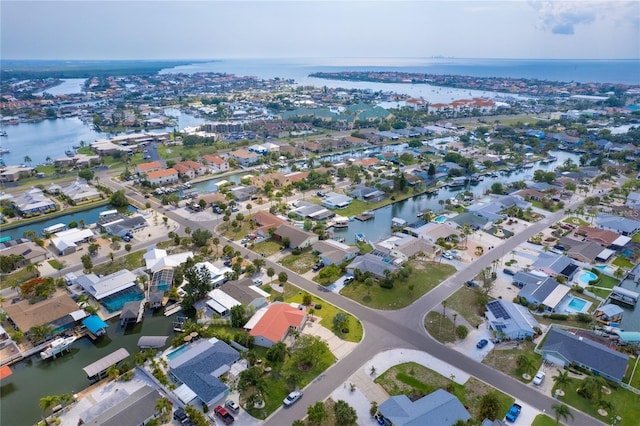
[608,286,639,307]
[354,211,374,221]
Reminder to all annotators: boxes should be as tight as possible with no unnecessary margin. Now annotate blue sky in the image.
[2,1,639,60]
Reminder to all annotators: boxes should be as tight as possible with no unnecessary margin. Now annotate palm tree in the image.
[24,155,32,166]
[516,354,535,377]
[552,369,571,389]
[154,397,172,421]
[45,156,52,164]
[552,403,573,426]
[30,324,54,343]
[25,263,39,278]
[452,313,457,331]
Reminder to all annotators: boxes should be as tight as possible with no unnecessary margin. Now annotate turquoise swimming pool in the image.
[434,215,447,224]
[578,270,597,284]
[567,297,588,311]
[166,344,190,360]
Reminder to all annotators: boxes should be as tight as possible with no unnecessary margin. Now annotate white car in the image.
[533,371,545,385]
[253,279,263,286]
[441,252,453,260]
[283,390,302,407]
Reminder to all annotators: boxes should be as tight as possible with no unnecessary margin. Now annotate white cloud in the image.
[529,1,638,35]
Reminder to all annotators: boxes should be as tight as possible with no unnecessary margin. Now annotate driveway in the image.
[449,323,495,362]
[300,320,357,361]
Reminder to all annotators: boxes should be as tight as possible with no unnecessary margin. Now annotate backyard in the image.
[482,341,542,383]
[339,260,455,310]
[92,250,145,275]
[279,248,318,274]
[375,362,514,421]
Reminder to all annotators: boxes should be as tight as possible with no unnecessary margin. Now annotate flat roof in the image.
[83,348,130,378]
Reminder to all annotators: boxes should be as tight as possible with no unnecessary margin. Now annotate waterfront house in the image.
[220,278,269,311]
[145,168,179,186]
[0,238,48,267]
[229,185,258,201]
[101,215,148,238]
[202,154,229,172]
[4,292,80,335]
[540,328,629,382]
[594,304,624,326]
[79,385,160,426]
[136,161,163,176]
[144,247,194,273]
[346,253,398,280]
[272,223,318,249]
[403,222,460,246]
[596,214,640,237]
[378,389,471,426]
[375,233,440,262]
[13,187,56,216]
[245,302,308,348]
[57,179,102,204]
[0,165,34,182]
[76,269,138,301]
[205,289,242,318]
[251,211,287,237]
[168,337,240,408]
[228,148,260,166]
[50,228,94,256]
[174,160,208,179]
[350,185,387,203]
[290,201,334,221]
[485,299,540,340]
[321,192,353,209]
[557,237,614,263]
[313,239,359,266]
[532,252,579,281]
[194,261,233,288]
[514,271,570,312]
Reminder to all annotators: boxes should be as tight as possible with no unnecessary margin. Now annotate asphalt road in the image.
[47,173,606,426]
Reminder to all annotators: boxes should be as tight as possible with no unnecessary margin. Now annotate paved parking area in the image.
[448,323,495,362]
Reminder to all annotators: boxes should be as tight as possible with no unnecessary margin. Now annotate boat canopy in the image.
[82,315,108,334]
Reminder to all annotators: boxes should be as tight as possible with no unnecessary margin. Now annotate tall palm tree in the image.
[552,369,571,389]
[24,155,32,166]
[516,354,535,376]
[552,403,573,426]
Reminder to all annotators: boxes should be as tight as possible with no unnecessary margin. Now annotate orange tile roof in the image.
[203,154,226,165]
[0,365,12,380]
[249,303,307,344]
[137,161,162,172]
[360,158,380,167]
[147,168,178,179]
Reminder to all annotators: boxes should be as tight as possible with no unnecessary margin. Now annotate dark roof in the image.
[222,278,264,305]
[542,328,629,380]
[169,338,240,404]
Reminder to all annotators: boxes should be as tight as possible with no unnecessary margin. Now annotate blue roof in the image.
[379,389,470,426]
[82,315,108,334]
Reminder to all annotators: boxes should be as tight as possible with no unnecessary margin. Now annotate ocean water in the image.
[159,57,640,85]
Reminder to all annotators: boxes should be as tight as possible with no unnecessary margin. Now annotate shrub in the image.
[575,313,591,323]
[455,325,469,339]
[549,313,568,320]
[379,281,394,289]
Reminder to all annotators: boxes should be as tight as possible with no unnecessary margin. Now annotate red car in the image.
[214,405,235,424]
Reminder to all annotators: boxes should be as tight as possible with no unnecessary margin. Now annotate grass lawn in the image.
[536,315,594,330]
[445,287,486,328]
[93,250,145,275]
[219,221,254,241]
[564,216,590,227]
[592,273,620,289]
[0,267,38,290]
[552,377,639,426]
[284,283,363,343]
[312,264,343,286]
[375,362,514,421]
[587,286,612,299]
[532,414,557,426]
[623,356,640,389]
[333,189,423,217]
[482,341,542,384]
[633,233,640,243]
[251,240,282,257]
[47,259,64,270]
[424,311,456,343]
[339,260,455,310]
[279,249,318,274]
[612,256,634,269]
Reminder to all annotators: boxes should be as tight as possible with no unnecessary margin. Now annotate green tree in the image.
[154,397,172,422]
[267,267,275,284]
[278,271,288,286]
[552,369,571,389]
[230,305,247,328]
[333,312,349,333]
[478,392,501,420]
[266,341,287,363]
[302,292,312,306]
[109,189,128,207]
[288,335,328,369]
[552,403,573,426]
[106,364,120,380]
[333,399,358,425]
[490,182,504,195]
[124,243,132,252]
[78,168,94,181]
[307,401,328,425]
[191,229,213,247]
[30,324,54,343]
[516,354,535,376]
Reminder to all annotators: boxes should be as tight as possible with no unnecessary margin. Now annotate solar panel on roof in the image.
[488,301,511,320]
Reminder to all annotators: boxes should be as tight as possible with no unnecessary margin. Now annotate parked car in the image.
[231,206,240,212]
[503,268,515,276]
[283,390,302,407]
[476,339,489,349]
[442,252,453,260]
[214,405,235,424]
[466,280,479,288]
[533,371,545,385]
[505,403,522,422]
[253,279,263,286]
[343,276,355,285]
[225,400,240,413]
[312,262,324,272]
[173,408,188,423]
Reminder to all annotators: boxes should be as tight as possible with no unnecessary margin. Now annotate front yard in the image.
[423,311,456,343]
[92,250,145,275]
[279,248,318,274]
[445,287,487,328]
[251,240,282,257]
[339,260,455,310]
[482,341,542,383]
[375,362,514,421]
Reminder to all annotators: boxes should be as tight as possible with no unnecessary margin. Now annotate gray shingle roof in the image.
[378,389,471,426]
[542,328,629,381]
[486,299,540,338]
[347,253,397,278]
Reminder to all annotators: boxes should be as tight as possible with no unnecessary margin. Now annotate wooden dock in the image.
[354,212,374,221]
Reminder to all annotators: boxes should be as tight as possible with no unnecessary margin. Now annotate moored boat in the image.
[40,336,76,360]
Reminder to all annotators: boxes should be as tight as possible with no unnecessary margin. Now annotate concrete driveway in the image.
[449,322,495,362]
[300,320,357,361]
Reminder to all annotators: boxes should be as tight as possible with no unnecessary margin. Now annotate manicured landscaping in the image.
[564,216,590,227]
[589,272,621,289]
[623,356,640,389]
[586,286,612,299]
[375,362,514,421]
[482,341,542,383]
[445,287,486,328]
[284,283,363,343]
[47,259,64,270]
[279,249,318,274]
[251,240,282,257]
[552,377,638,426]
[612,256,634,269]
[423,311,456,343]
[92,250,146,275]
[531,414,557,426]
[339,260,455,310]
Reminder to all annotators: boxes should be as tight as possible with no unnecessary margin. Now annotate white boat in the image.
[355,232,366,242]
[40,336,76,360]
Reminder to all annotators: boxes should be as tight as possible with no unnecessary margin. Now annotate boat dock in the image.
[354,211,374,221]
[164,303,182,317]
[608,286,639,307]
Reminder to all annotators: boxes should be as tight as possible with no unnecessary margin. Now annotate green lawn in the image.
[251,240,282,257]
[532,414,558,426]
[375,362,514,421]
[0,267,38,290]
[279,249,318,274]
[339,260,455,310]
[633,233,640,243]
[285,284,363,343]
[312,264,344,286]
[445,287,486,328]
[564,216,590,227]
[424,311,456,343]
[47,259,64,270]
[92,250,146,275]
[552,377,639,426]
[482,341,542,384]
[586,286,612,299]
[623,356,640,389]
[591,272,621,289]
[612,256,634,269]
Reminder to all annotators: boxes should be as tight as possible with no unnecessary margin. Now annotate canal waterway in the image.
[1,204,136,241]
[0,311,177,426]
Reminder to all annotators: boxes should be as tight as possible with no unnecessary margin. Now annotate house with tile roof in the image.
[202,154,229,172]
[145,168,179,186]
[246,303,308,348]
[136,161,163,175]
[378,389,471,426]
[168,337,240,408]
[540,327,629,382]
[174,161,208,179]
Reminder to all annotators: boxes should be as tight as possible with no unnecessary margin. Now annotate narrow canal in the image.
[0,311,177,426]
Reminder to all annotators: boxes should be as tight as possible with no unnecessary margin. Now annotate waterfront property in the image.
[4,292,81,336]
[145,168,179,186]
[203,288,241,318]
[217,278,269,311]
[83,348,130,381]
[540,328,629,383]
[346,252,398,280]
[272,223,318,249]
[143,247,194,273]
[168,337,240,408]
[50,227,94,256]
[101,214,148,237]
[594,304,624,326]
[513,271,571,313]
[321,192,353,209]
[76,269,139,301]
[12,187,57,216]
[313,239,359,265]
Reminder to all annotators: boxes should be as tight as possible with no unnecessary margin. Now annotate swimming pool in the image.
[578,270,598,284]
[166,344,190,360]
[434,215,447,224]
[567,297,588,311]
[594,265,615,275]
[101,288,145,313]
